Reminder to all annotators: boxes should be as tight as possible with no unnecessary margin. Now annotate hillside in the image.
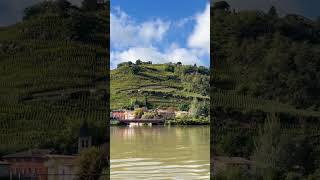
[211,2,320,178]
[211,2,320,118]
[111,62,209,110]
[0,1,108,155]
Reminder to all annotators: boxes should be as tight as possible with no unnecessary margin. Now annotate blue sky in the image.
[110,0,210,69]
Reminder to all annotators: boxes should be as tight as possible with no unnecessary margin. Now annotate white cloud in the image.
[187,3,210,53]
[111,44,206,69]
[111,7,170,49]
[110,4,210,69]
[111,47,165,66]
[176,16,194,28]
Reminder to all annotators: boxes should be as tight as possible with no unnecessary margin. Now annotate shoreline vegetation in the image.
[110,116,210,126]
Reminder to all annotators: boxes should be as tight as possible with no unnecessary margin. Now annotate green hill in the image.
[0,1,108,155]
[111,62,209,110]
[211,2,320,178]
[211,2,320,118]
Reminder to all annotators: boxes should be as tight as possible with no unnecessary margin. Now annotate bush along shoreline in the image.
[165,116,210,125]
[110,116,210,126]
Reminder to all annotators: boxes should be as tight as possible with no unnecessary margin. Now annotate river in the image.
[110,126,210,180]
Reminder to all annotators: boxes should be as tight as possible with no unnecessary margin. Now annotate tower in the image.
[78,120,92,153]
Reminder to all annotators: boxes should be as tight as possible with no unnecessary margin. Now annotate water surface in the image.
[110,126,210,179]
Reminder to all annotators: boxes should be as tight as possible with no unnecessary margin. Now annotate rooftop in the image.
[2,149,53,159]
[0,161,10,165]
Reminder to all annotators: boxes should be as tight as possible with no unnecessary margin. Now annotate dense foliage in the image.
[212,1,320,110]
[212,1,320,179]
[76,146,108,180]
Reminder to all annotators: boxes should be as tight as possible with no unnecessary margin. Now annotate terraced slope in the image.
[111,64,209,110]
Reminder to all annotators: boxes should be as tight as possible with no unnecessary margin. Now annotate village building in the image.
[78,120,92,153]
[124,110,135,120]
[111,109,125,120]
[2,149,52,180]
[45,155,77,180]
[175,111,189,118]
[0,161,10,178]
[1,121,92,180]
[156,109,175,120]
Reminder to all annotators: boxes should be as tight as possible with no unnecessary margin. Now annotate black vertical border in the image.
[210,1,215,179]
[105,0,111,179]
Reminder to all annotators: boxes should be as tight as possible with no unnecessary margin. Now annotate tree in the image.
[76,146,108,180]
[128,98,141,109]
[179,103,189,111]
[143,95,150,108]
[253,114,282,179]
[23,1,55,20]
[141,112,157,119]
[165,64,175,72]
[56,0,71,10]
[212,1,230,11]
[189,98,200,117]
[199,101,209,117]
[117,62,126,68]
[131,65,141,74]
[134,108,144,118]
[82,0,98,11]
[268,6,278,17]
[198,66,209,75]
[136,59,142,65]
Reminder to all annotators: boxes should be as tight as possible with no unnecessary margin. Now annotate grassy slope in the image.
[0,13,108,154]
[111,64,209,110]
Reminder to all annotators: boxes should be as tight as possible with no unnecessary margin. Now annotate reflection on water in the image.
[110,126,210,180]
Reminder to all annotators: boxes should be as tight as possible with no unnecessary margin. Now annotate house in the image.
[0,161,10,178]
[2,151,79,180]
[124,110,135,120]
[111,110,126,120]
[45,155,77,180]
[156,109,175,120]
[2,149,52,180]
[175,111,189,118]
[1,121,92,180]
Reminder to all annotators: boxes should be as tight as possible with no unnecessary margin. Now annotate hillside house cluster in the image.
[111,107,189,120]
[0,121,98,180]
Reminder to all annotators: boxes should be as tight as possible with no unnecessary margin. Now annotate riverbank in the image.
[110,116,210,126]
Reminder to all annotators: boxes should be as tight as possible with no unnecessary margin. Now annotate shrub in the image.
[179,103,190,111]
[76,146,108,180]
[141,112,157,119]
[134,108,144,118]
[131,65,141,74]
[165,64,175,72]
